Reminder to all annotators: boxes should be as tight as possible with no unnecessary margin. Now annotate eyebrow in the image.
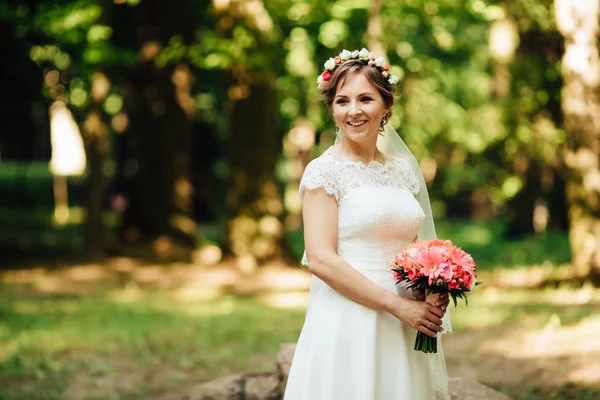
[334,92,376,99]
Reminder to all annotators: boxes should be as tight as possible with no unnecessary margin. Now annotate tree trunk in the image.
[505,160,539,237]
[555,0,600,284]
[83,72,110,259]
[547,169,569,231]
[212,0,285,271]
[224,78,283,272]
[121,0,197,253]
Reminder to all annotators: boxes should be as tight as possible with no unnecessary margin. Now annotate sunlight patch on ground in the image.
[107,257,139,273]
[449,303,516,329]
[174,297,238,317]
[483,262,576,288]
[182,267,239,286]
[1,261,312,301]
[172,283,225,302]
[131,265,166,286]
[191,243,223,266]
[11,299,79,314]
[480,315,600,358]
[448,286,600,333]
[32,274,64,293]
[64,264,107,281]
[2,267,46,284]
[445,287,600,396]
[256,291,308,309]
[476,315,600,386]
[255,266,312,291]
[569,359,600,386]
[480,284,600,306]
[108,283,146,303]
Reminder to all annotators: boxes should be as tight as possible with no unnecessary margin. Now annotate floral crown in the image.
[317,48,399,91]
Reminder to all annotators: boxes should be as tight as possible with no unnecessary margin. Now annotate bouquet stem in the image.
[414,332,437,353]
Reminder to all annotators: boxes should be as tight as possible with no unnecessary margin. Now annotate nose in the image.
[348,100,362,117]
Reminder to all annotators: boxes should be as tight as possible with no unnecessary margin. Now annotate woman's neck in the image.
[340,138,381,164]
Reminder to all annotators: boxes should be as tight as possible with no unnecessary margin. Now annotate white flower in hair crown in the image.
[316,48,399,91]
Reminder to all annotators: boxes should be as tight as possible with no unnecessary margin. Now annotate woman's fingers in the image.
[397,298,445,338]
[437,298,450,311]
[422,319,443,332]
[413,288,426,301]
[427,303,444,319]
[417,305,444,337]
[419,318,442,337]
[425,315,443,329]
[434,293,449,307]
[418,324,438,338]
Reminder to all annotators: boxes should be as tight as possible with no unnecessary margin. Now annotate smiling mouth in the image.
[347,121,367,127]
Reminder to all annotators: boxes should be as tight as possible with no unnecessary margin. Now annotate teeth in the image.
[348,121,366,126]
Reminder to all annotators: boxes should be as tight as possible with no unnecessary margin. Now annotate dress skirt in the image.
[283,259,436,400]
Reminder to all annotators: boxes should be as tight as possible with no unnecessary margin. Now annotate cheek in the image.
[365,105,386,119]
[332,107,345,121]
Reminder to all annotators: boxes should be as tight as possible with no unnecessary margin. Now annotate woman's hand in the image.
[413,289,449,314]
[387,296,444,338]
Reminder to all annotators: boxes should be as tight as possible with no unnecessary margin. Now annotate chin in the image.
[341,125,377,141]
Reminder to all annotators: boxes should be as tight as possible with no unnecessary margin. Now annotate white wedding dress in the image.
[284,147,450,400]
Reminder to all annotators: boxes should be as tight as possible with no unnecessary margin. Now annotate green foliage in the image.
[2,0,573,249]
[435,219,571,268]
[259,0,565,216]
[5,0,136,119]
[34,2,104,44]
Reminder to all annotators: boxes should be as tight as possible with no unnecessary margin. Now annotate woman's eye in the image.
[362,98,372,102]
[336,100,347,104]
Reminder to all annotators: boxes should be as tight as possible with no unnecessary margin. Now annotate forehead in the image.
[335,72,378,96]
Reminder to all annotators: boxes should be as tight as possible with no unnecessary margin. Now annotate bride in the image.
[284,48,452,400]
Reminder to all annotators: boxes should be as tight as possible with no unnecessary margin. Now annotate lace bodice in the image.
[299,147,425,268]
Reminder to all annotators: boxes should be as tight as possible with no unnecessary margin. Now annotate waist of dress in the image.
[341,257,396,272]
[342,256,395,281]
[340,257,409,287]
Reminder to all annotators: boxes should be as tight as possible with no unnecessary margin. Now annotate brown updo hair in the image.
[320,59,395,131]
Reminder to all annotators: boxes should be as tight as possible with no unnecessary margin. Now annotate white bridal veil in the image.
[376,124,452,399]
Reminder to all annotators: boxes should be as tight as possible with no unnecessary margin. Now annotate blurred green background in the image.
[1,0,599,399]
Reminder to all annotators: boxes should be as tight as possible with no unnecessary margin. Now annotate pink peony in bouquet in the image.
[392,239,482,353]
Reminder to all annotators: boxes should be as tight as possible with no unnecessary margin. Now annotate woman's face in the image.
[332,72,389,144]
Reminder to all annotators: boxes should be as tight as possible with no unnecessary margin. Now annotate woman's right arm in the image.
[302,187,444,338]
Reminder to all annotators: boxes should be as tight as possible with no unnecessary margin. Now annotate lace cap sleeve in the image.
[396,158,421,196]
[298,156,340,202]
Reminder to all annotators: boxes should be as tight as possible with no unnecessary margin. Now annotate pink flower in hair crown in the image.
[316,47,399,91]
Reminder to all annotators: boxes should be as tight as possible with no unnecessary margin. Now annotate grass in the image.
[515,385,600,400]
[0,288,306,399]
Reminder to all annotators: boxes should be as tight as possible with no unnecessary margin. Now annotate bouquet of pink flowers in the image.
[392,239,482,353]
